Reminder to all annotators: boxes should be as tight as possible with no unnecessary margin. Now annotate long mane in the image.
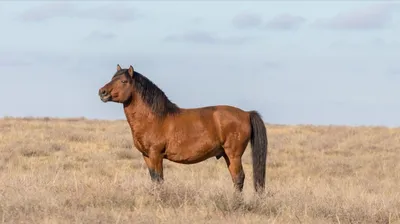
[114,69,180,118]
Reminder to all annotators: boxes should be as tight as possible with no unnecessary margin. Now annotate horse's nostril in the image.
[99,89,107,96]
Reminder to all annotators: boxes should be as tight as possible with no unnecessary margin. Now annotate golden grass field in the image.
[0,117,399,224]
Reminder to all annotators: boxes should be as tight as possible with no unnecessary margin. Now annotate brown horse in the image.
[98,64,268,193]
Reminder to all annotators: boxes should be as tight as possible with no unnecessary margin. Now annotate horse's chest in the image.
[128,121,151,154]
[128,120,162,155]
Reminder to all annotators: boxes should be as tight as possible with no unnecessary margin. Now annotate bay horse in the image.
[98,64,268,193]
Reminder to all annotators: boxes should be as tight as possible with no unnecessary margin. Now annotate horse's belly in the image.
[165,144,223,164]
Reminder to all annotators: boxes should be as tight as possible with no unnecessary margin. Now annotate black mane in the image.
[114,69,180,118]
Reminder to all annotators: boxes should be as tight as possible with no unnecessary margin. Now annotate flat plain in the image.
[0,117,399,224]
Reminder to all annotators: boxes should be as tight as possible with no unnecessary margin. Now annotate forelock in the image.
[113,69,128,78]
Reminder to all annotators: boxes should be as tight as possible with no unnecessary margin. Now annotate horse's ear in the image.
[117,64,121,71]
[128,65,134,77]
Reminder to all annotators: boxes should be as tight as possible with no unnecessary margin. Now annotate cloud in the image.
[313,3,398,30]
[19,2,74,22]
[367,38,400,50]
[387,67,400,77]
[84,31,116,41]
[0,51,71,66]
[19,2,138,22]
[251,60,284,75]
[164,31,252,45]
[264,13,306,30]
[328,40,362,50]
[191,17,204,25]
[231,12,306,31]
[329,38,400,50]
[264,61,282,69]
[0,57,31,67]
[232,13,263,29]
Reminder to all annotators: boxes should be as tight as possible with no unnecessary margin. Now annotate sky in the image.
[1,0,400,126]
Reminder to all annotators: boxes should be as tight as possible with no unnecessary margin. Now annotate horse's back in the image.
[179,105,251,143]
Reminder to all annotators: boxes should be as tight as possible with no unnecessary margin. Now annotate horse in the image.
[98,64,268,194]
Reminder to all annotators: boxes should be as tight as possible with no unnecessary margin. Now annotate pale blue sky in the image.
[1,1,399,126]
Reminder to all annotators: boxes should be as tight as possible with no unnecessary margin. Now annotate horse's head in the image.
[98,64,135,104]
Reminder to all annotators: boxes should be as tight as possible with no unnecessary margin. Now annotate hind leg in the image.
[223,133,248,192]
[223,153,245,192]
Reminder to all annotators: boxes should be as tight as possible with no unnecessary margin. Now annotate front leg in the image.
[143,152,164,183]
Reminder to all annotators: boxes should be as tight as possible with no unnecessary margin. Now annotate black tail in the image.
[249,110,268,193]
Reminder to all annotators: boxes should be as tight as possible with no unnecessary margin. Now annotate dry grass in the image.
[0,117,400,224]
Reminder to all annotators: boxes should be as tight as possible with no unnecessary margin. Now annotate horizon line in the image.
[0,115,396,128]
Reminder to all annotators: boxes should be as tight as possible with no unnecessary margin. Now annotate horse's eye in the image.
[121,80,128,83]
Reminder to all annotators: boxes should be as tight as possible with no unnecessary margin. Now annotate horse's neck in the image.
[123,100,159,133]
